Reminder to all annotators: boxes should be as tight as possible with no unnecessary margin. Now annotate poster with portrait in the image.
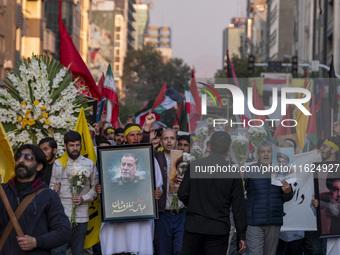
[314,161,340,238]
[97,144,158,222]
[271,146,296,186]
[169,150,184,192]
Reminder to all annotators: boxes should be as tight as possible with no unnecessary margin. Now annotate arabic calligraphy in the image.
[112,198,147,214]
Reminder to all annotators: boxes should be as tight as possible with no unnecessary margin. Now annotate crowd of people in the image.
[1,112,340,255]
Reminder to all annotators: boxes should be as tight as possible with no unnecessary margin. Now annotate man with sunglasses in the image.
[0,144,71,254]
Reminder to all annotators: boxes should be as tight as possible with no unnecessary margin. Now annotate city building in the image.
[267,0,294,60]
[113,0,136,98]
[248,0,267,62]
[145,26,172,62]
[44,0,89,64]
[0,0,16,83]
[89,0,115,82]
[222,17,246,68]
[132,0,149,49]
[311,0,340,73]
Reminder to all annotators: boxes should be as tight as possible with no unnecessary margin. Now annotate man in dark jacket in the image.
[0,144,71,254]
[178,131,247,255]
[245,141,293,255]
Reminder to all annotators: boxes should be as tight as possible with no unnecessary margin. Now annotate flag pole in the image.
[0,185,24,237]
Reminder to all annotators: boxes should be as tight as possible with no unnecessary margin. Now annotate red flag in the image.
[58,0,101,100]
[152,83,167,110]
[252,82,266,122]
[226,49,240,88]
[189,70,201,131]
[103,65,119,127]
[97,72,105,96]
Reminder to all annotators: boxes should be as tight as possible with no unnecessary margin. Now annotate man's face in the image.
[120,156,138,183]
[177,139,190,153]
[321,143,334,161]
[125,130,142,144]
[177,162,183,175]
[106,131,115,140]
[39,142,56,163]
[329,180,340,217]
[115,133,124,145]
[258,146,272,166]
[15,149,41,180]
[277,156,288,167]
[160,130,177,154]
[65,141,81,160]
[331,181,340,205]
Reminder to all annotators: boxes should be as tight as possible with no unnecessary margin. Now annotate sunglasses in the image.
[16,153,34,161]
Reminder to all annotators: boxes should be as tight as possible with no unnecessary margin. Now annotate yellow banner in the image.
[0,122,15,183]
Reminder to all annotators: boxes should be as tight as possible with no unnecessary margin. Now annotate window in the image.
[115,27,121,32]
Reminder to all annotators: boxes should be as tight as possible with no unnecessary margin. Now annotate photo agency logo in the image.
[199,83,312,128]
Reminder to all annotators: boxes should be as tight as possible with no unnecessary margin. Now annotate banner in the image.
[281,150,321,231]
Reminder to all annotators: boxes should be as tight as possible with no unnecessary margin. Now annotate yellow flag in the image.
[57,108,101,248]
[0,122,15,183]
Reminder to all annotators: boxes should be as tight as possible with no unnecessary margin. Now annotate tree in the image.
[123,44,164,101]
[122,44,191,102]
[160,58,191,92]
[214,54,264,79]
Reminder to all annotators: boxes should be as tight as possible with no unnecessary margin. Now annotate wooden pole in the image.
[0,185,24,237]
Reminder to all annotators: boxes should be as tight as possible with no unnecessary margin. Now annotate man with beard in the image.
[50,131,97,255]
[39,137,58,185]
[321,136,340,161]
[154,129,186,255]
[0,144,71,254]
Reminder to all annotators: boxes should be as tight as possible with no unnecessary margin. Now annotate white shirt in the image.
[50,155,97,223]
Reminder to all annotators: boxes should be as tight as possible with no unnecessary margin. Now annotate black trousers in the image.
[180,230,229,255]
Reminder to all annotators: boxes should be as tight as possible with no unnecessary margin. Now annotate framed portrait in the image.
[169,150,183,193]
[314,161,340,238]
[97,143,158,222]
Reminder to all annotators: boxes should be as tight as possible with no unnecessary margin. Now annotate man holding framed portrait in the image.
[98,115,163,255]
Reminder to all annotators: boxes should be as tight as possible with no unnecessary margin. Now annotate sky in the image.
[149,0,247,78]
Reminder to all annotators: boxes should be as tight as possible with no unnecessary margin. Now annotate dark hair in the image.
[326,171,340,191]
[15,144,47,170]
[175,156,183,169]
[257,141,273,152]
[115,128,124,134]
[104,127,115,136]
[64,131,81,145]
[178,135,190,143]
[210,131,231,155]
[38,137,57,150]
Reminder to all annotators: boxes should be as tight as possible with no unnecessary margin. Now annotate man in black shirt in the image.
[38,137,57,186]
[178,131,247,255]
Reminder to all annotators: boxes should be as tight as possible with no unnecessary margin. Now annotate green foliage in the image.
[214,54,265,79]
[122,44,191,102]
